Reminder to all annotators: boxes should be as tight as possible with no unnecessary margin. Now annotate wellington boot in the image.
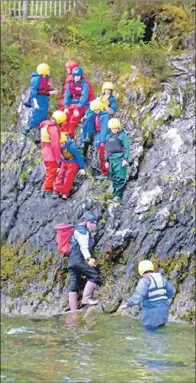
[68,292,78,312]
[82,281,98,306]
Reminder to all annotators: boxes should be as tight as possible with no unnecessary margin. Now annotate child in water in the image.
[120,260,175,331]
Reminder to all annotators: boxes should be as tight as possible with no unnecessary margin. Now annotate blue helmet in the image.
[72,66,83,76]
[83,211,97,223]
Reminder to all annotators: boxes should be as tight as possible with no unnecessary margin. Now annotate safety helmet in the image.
[72,66,83,76]
[90,99,104,112]
[108,118,121,130]
[138,260,154,276]
[102,82,114,93]
[52,111,66,124]
[60,132,67,144]
[83,211,97,223]
[37,63,50,76]
[65,60,79,71]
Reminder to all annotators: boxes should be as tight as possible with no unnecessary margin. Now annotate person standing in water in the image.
[120,260,175,331]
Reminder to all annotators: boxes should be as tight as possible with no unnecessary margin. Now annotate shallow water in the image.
[1,312,195,383]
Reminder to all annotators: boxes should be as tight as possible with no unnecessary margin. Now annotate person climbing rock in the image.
[40,110,66,198]
[120,260,175,331]
[80,81,117,143]
[53,132,86,200]
[57,60,94,111]
[81,99,110,179]
[61,67,90,138]
[99,82,117,116]
[68,211,100,312]
[105,118,130,203]
[22,63,58,136]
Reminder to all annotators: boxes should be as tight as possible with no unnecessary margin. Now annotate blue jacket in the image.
[101,93,117,113]
[61,137,85,169]
[126,272,175,329]
[82,111,110,146]
[29,73,49,128]
[64,79,90,109]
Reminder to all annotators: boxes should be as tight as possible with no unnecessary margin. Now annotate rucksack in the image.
[55,223,76,256]
[23,87,31,108]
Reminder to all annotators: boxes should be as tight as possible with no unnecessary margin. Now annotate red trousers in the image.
[54,161,78,196]
[98,145,109,175]
[43,161,58,192]
[61,105,87,138]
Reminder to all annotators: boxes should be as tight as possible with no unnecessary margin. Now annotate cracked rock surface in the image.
[1,53,195,321]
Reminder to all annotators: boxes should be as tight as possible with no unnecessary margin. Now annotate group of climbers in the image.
[23,60,130,203]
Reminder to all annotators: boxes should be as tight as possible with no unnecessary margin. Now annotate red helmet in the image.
[65,60,79,73]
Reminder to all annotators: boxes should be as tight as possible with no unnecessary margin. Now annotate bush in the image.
[79,1,114,46]
[117,12,146,44]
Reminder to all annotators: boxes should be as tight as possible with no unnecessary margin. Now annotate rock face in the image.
[1,53,195,321]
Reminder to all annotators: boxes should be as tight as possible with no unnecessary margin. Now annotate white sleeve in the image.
[74,230,92,260]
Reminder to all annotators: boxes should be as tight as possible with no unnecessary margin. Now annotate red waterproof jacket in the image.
[58,74,94,111]
[40,120,61,164]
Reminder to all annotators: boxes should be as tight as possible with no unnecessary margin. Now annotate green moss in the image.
[169,213,176,222]
[18,169,29,183]
[92,192,113,201]
[166,95,181,118]
[180,310,195,324]
[1,242,53,298]
[156,253,191,284]
[147,229,154,234]
[145,205,157,218]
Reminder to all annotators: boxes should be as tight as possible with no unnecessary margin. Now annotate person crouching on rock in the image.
[53,132,86,200]
[105,118,130,203]
[68,211,100,312]
[120,260,175,332]
[40,111,66,198]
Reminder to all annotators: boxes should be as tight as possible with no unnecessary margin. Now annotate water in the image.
[1,312,195,383]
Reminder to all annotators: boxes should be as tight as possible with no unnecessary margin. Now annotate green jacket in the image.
[105,130,130,161]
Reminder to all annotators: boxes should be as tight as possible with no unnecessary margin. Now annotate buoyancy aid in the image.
[69,81,82,100]
[38,76,51,96]
[107,133,124,155]
[60,142,74,160]
[95,115,101,132]
[143,273,168,301]
[40,121,56,143]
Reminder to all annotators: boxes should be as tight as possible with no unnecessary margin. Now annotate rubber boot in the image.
[82,281,98,305]
[68,292,78,312]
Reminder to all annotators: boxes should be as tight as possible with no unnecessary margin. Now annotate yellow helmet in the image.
[138,260,154,276]
[102,82,114,93]
[37,63,50,76]
[90,99,104,112]
[108,118,121,130]
[60,132,67,144]
[52,111,66,124]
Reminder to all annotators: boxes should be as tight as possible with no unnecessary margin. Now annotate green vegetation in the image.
[1,242,53,298]
[1,1,194,130]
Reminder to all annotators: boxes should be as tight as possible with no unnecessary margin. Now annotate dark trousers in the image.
[68,262,100,292]
[110,158,127,198]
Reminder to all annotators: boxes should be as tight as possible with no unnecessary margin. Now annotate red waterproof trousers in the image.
[61,105,87,138]
[43,161,59,192]
[54,162,78,196]
[98,144,109,175]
